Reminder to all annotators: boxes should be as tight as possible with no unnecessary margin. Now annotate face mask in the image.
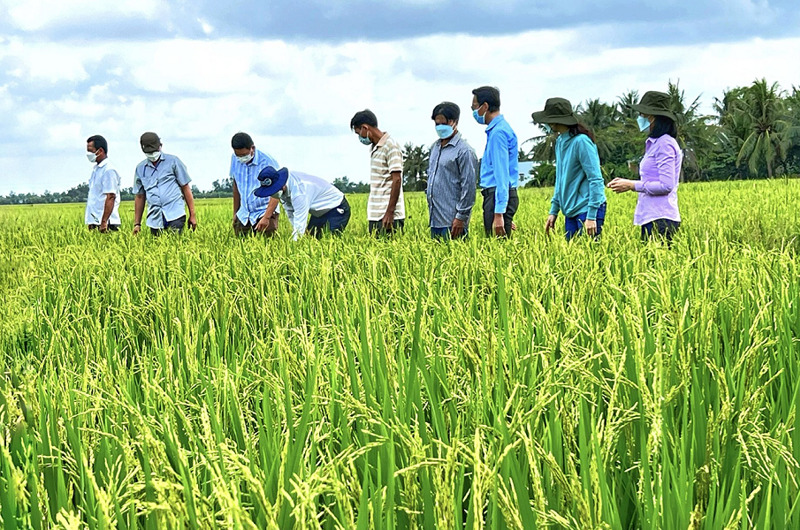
[236,151,254,164]
[272,190,284,200]
[435,124,454,139]
[86,151,97,163]
[359,135,371,145]
[146,151,161,162]
[542,124,552,134]
[637,116,651,132]
[472,108,486,125]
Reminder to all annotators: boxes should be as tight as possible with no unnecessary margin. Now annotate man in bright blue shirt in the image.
[230,132,281,236]
[471,86,519,237]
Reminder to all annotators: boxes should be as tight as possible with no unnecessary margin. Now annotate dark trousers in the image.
[233,212,280,237]
[369,218,405,236]
[151,215,186,236]
[430,226,468,240]
[641,219,680,243]
[88,224,120,231]
[482,187,519,237]
[308,197,351,238]
[564,202,607,241]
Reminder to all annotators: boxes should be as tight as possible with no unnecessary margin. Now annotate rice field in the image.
[1,179,799,529]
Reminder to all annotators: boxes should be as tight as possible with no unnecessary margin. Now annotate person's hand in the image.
[493,214,506,237]
[99,221,108,233]
[232,215,238,228]
[608,178,635,193]
[511,222,517,231]
[133,224,141,235]
[382,210,395,231]
[585,219,598,237]
[544,215,557,236]
[254,215,270,233]
[451,218,465,238]
[188,213,198,231]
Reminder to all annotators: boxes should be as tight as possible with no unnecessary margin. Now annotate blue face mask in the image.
[542,124,552,134]
[472,108,486,125]
[359,134,371,145]
[435,124,454,139]
[637,116,651,132]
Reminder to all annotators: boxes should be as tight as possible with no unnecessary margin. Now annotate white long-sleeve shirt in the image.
[280,171,344,240]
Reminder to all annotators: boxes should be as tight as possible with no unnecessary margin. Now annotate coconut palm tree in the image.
[402,143,430,191]
[735,79,791,178]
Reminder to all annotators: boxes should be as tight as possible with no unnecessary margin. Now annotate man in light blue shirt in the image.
[133,132,197,235]
[230,132,281,236]
[471,86,519,237]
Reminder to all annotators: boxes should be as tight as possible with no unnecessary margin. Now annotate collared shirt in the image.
[633,135,682,225]
[85,158,121,225]
[549,133,606,220]
[133,153,191,229]
[368,132,405,221]
[280,170,345,240]
[479,115,519,214]
[230,149,281,224]
[426,132,477,228]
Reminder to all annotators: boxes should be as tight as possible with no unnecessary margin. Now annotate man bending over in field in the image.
[254,166,351,240]
[133,132,198,236]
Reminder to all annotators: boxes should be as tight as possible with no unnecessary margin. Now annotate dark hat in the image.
[531,97,578,126]
[629,91,676,121]
[140,132,161,153]
[254,166,289,197]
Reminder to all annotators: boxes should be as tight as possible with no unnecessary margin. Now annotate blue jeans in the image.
[641,218,680,243]
[430,226,468,240]
[307,197,350,238]
[564,203,606,241]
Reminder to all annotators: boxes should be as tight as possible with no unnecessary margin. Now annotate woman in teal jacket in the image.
[532,98,607,240]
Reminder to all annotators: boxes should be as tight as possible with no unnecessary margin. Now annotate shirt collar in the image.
[96,158,109,168]
[485,114,505,133]
[372,132,390,152]
[440,131,462,148]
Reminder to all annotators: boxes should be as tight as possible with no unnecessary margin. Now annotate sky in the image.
[1,0,799,195]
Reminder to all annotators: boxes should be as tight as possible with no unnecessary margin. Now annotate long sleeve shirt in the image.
[230,149,281,224]
[133,154,191,229]
[426,132,477,228]
[633,135,682,225]
[280,171,344,240]
[549,133,606,220]
[479,115,519,214]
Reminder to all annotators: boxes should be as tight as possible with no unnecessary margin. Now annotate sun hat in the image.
[531,98,578,126]
[628,91,677,121]
[254,166,289,197]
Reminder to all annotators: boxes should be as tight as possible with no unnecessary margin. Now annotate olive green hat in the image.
[531,97,578,126]
[629,91,677,121]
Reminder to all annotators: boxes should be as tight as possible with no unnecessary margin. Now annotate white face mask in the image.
[272,189,284,200]
[86,151,98,163]
[236,151,254,164]
[145,151,161,162]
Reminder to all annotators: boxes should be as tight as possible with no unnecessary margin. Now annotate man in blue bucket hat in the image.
[254,166,350,240]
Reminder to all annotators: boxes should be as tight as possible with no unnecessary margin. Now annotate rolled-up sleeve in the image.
[101,169,118,195]
[173,158,191,187]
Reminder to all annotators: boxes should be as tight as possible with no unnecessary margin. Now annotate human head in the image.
[350,109,379,143]
[140,132,162,154]
[432,101,460,139]
[231,132,256,160]
[471,86,501,120]
[86,135,108,162]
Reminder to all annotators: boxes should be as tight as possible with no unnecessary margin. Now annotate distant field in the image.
[1,180,799,529]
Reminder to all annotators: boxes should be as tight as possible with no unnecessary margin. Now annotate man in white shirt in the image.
[84,135,121,232]
[254,167,350,240]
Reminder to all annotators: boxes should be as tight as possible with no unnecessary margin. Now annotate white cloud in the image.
[0,27,799,195]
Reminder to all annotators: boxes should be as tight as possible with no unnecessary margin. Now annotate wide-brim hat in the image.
[628,91,677,121]
[254,166,289,197]
[531,97,578,126]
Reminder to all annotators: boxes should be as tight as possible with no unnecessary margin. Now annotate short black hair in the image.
[350,109,378,130]
[431,101,460,122]
[472,86,501,112]
[231,132,254,150]
[650,115,678,139]
[86,135,108,154]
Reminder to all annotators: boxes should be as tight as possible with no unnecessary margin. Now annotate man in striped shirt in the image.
[350,110,405,235]
[230,132,281,236]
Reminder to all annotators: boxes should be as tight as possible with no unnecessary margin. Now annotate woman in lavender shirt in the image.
[608,91,682,242]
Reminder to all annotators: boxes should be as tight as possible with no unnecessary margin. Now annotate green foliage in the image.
[2,182,800,528]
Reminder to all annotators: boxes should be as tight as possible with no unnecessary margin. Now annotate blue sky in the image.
[1,0,799,194]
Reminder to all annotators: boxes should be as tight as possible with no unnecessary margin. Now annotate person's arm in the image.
[232,180,241,218]
[452,147,477,236]
[288,184,310,241]
[133,194,145,234]
[577,137,605,221]
[180,183,197,229]
[382,171,402,229]
[100,193,116,230]
[634,143,679,196]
